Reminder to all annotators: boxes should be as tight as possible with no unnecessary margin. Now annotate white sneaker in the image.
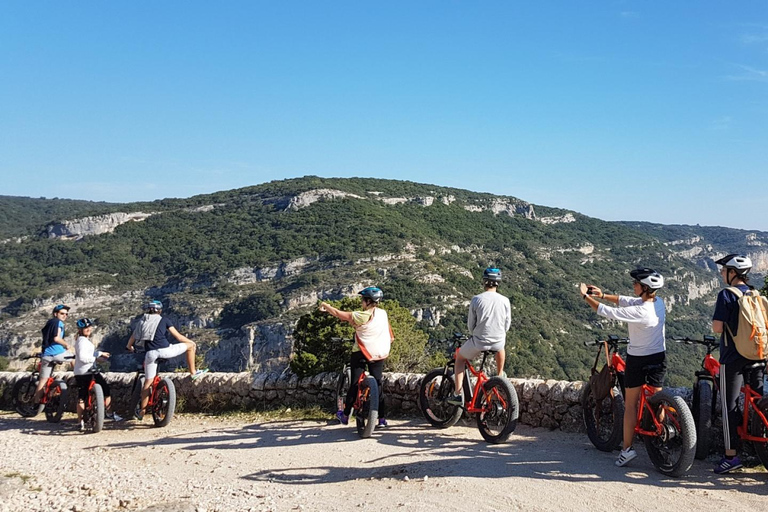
[79,420,86,432]
[615,447,637,467]
[111,412,124,422]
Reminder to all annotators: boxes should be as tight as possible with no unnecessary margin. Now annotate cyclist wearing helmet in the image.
[34,304,73,403]
[711,254,763,474]
[73,318,122,430]
[580,268,666,468]
[126,300,208,419]
[447,267,511,406]
[319,286,393,428]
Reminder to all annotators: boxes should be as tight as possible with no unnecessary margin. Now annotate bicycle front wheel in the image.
[749,396,768,470]
[476,376,519,444]
[582,382,624,452]
[152,377,176,427]
[335,367,352,415]
[87,384,105,433]
[12,376,42,418]
[643,390,696,477]
[419,368,462,428]
[44,381,68,423]
[692,379,713,460]
[355,376,378,439]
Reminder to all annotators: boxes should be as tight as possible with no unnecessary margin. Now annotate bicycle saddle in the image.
[740,361,766,375]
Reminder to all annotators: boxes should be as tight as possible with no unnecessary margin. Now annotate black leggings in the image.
[344,351,387,419]
[720,356,764,452]
[75,373,111,402]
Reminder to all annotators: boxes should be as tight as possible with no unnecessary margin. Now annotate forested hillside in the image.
[1,177,766,386]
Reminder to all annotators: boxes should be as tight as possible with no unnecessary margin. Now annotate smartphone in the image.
[587,286,594,296]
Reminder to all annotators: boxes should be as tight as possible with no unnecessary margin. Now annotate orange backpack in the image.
[724,287,768,360]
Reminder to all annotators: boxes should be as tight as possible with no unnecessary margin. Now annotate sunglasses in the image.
[58,312,68,316]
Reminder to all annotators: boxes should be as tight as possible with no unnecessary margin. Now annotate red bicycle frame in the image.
[633,384,679,437]
[737,384,768,443]
[454,347,509,415]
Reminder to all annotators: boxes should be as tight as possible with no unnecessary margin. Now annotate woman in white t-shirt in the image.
[580,268,666,468]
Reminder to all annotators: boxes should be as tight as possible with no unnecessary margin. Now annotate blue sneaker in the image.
[377,418,388,428]
[714,456,743,474]
[336,411,349,425]
[191,369,209,380]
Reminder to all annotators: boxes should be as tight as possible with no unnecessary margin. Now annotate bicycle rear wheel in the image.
[44,381,68,423]
[87,384,105,433]
[582,382,624,452]
[749,396,768,470]
[692,379,713,460]
[419,368,463,428]
[152,377,176,427]
[355,376,378,439]
[12,376,42,418]
[476,376,519,444]
[335,367,352,415]
[643,390,696,477]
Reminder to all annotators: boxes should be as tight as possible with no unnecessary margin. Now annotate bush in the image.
[219,291,283,329]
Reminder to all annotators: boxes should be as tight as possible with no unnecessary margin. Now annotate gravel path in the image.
[1,411,766,512]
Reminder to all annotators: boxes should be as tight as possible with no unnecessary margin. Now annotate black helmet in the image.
[483,267,502,284]
[630,268,664,290]
[76,318,94,329]
[715,254,752,275]
[358,287,384,303]
[145,300,163,312]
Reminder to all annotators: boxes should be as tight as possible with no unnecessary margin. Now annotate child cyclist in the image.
[580,268,666,467]
[126,300,207,419]
[73,318,123,430]
[319,287,393,428]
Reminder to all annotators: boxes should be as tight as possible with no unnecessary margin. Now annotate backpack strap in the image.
[726,286,744,298]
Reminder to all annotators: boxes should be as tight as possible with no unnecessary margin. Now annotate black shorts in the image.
[75,373,111,402]
[624,351,666,388]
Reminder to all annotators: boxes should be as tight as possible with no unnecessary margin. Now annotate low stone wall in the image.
[0,371,587,431]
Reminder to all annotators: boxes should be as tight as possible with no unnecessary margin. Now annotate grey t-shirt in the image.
[467,291,512,346]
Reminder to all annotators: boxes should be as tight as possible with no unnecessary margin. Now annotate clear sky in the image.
[1,2,766,230]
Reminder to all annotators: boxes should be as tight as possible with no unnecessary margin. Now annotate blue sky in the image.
[1,2,767,230]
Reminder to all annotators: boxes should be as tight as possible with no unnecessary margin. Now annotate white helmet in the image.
[630,268,664,290]
[715,254,752,275]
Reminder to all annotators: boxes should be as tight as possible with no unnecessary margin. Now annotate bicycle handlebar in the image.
[670,335,718,347]
[583,336,629,347]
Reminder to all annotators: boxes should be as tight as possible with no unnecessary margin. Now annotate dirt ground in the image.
[0,411,766,512]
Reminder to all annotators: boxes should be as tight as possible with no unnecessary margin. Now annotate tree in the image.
[290,298,430,377]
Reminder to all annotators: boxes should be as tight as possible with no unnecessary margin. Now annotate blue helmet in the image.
[144,300,163,312]
[483,267,502,284]
[76,318,94,329]
[358,287,384,303]
[52,304,70,314]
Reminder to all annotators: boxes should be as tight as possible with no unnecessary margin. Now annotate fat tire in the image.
[44,381,68,423]
[129,376,145,420]
[418,368,463,428]
[476,376,519,444]
[749,397,768,470]
[335,367,352,415]
[152,377,176,427]
[12,377,41,418]
[582,382,624,452]
[643,390,697,477]
[355,376,378,439]
[692,379,713,460]
[88,384,105,433]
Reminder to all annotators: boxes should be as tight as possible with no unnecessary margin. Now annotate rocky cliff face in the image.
[47,212,155,239]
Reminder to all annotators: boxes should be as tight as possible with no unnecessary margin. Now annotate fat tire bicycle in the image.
[12,353,73,423]
[334,339,379,439]
[128,352,177,428]
[583,335,697,477]
[418,332,519,444]
[77,367,106,434]
[672,335,719,459]
[582,336,627,452]
[675,336,768,469]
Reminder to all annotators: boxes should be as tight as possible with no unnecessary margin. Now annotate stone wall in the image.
[0,371,587,432]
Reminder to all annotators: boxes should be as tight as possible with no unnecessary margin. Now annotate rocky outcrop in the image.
[538,213,577,225]
[286,189,365,210]
[47,212,154,239]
